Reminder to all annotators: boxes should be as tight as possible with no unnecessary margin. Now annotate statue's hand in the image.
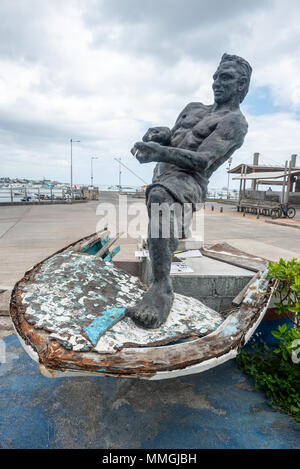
[142,127,171,146]
[131,141,162,164]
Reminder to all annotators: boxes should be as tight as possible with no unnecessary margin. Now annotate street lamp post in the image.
[70,138,80,200]
[226,157,233,199]
[91,157,98,187]
[117,158,122,191]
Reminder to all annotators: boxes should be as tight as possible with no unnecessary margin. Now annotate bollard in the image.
[220,207,223,213]
[211,205,214,211]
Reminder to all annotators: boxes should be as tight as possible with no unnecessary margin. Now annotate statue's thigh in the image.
[146,187,175,214]
[173,203,193,238]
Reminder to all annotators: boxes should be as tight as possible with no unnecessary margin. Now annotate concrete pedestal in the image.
[141,255,253,313]
[138,235,203,251]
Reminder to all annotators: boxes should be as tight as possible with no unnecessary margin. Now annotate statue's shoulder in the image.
[222,109,248,133]
[182,102,210,112]
[175,102,210,122]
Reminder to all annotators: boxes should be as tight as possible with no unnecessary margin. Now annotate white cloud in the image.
[210,112,300,189]
[0,0,300,189]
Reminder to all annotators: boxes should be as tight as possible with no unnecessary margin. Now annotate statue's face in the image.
[212,61,242,105]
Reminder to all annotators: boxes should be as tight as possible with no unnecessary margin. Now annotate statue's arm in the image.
[139,104,192,147]
[132,113,248,172]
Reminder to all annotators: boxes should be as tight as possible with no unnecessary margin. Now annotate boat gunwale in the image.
[9,233,277,378]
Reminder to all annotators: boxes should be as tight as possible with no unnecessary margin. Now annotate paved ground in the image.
[1,195,300,287]
[206,199,300,221]
[0,195,299,449]
[1,333,299,449]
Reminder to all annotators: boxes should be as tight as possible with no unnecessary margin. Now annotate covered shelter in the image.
[233,169,300,203]
[228,153,300,206]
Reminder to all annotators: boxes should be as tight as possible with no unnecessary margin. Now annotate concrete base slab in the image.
[177,236,204,250]
[138,235,204,251]
[225,239,300,263]
[142,256,254,312]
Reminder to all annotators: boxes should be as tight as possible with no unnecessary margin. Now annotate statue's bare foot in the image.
[126,280,174,329]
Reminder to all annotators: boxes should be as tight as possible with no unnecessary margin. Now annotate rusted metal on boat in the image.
[232,272,261,306]
[10,233,276,380]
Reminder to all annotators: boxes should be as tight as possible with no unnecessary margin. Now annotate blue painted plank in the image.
[81,236,110,255]
[83,306,126,346]
[110,245,120,258]
[103,245,120,262]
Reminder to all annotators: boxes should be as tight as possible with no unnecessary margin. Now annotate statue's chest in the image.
[191,114,223,139]
[172,110,225,147]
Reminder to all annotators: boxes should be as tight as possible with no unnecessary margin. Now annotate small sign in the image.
[135,250,149,257]
[171,262,194,274]
[175,249,202,259]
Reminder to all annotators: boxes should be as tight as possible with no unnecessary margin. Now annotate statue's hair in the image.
[220,53,252,103]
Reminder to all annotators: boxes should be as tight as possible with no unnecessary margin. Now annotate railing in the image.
[207,192,239,201]
[0,187,83,203]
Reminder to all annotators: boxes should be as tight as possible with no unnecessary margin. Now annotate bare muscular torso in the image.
[151,101,247,205]
[170,102,230,151]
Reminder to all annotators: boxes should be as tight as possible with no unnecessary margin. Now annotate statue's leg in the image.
[175,202,193,239]
[126,186,178,329]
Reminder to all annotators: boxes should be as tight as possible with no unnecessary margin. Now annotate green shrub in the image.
[267,258,300,327]
[237,258,300,422]
[237,340,300,421]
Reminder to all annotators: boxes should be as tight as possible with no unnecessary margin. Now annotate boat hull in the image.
[10,232,276,379]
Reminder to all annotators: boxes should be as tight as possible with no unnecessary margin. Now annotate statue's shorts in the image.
[146,176,206,210]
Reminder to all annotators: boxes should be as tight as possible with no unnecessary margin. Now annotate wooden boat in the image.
[10,231,276,380]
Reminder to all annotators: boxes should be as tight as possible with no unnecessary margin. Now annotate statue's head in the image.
[213,53,252,105]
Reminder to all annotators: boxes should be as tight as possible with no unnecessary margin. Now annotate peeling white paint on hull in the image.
[10,233,276,380]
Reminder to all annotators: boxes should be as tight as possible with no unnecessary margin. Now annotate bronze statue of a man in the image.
[127,53,252,329]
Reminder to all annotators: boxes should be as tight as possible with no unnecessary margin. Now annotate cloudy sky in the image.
[1,0,300,189]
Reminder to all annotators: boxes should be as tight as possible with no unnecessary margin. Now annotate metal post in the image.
[10,186,13,203]
[291,154,297,168]
[38,187,40,204]
[238,166,243,203]
[70,138,80,202]
[241,165,247,199]
[91,157,98,187]
[70,139,73,199]
[252,152,259,190]
[119,158,122,191]
[281,160,288,203]
[285,160,292,204]
[290,154,297,192]
[114,157,147,185]
[226,157,232,199]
